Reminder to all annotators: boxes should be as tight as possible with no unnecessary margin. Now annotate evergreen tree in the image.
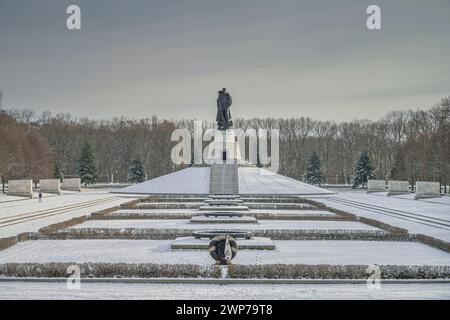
[128,159,145,183]
[304,151,323,185]
[352,151,375,189]
[78,141,97,187]
[54,159,64,182]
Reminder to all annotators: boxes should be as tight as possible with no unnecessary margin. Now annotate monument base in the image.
[171,236,275,250]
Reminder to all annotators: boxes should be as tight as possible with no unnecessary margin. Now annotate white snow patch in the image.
[0,240,449,266]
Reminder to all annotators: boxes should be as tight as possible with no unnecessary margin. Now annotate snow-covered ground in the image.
[114,167,210,194]
[309,191,450,242]
[238,167,334,195]
[112,208,336,216]
[70,219,380,231]
[0,191,140,238]
[114,166,333,196]
[1,239,449,265]
[0,281,449,299]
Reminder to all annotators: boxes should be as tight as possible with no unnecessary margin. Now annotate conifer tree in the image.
[78,141,97,187]
[54,159,64,182]
[128,159,145,183]
[304,151,323,185]
[352,150,375,189]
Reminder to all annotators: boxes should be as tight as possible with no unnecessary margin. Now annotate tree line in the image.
[1,90,449,190]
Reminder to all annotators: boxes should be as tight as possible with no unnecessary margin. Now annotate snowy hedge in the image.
[0,263,448,279]
[39,216,89,235]
[0,263,220,278]
[91,212,198,220]
[227,264,450,279]
[136,203,202,209]
[416,234,450,253]
[90,211,343,221]
[250,212,349,220]
[45,227,410,241]
[119,199,141,209]
[0,233,30,252]
[141,198,206,203]
[90,206,121,217]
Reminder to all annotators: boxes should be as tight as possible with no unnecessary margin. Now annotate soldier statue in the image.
[216,88,233,130]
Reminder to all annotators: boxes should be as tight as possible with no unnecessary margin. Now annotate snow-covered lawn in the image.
[310,191,450,242]
[0,191,139,238]
[114,167,210,194]
[238,167,334,195]
[112,209,336,216]
[70,219,380,231]
[0,281,449,299]
[1,239,449,266]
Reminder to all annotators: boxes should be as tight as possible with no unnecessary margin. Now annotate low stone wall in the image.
[415,181,441,199]
[367,180,386,193]
[6,180,33,198]
[387,181,409,196]
[61,178,81,192]
[39,179,61,194]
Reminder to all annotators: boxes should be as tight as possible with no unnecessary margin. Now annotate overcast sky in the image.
[0,0,449,121]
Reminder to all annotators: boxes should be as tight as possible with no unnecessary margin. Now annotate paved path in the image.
[0,281,448,299]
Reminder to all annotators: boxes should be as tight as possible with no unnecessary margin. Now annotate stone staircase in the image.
[209,164,239,194]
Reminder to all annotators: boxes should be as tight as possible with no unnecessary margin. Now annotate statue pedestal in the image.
[205,129,242,165]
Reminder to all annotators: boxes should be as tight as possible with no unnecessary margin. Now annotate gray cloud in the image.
[0,0,449,121]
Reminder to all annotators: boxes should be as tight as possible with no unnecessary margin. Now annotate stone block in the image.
[61,178,81,192]
[367,180,386,193]
[387,181,409,196]
[415,181,441,199]
[39,179,61,194]
[7,180,33,198]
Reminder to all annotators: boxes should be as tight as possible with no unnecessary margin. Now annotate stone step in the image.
[208,195,241,199]
[204,212,242,217]
[204,199,243,205]
[198,205,249,211]
[189,216,258,224]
